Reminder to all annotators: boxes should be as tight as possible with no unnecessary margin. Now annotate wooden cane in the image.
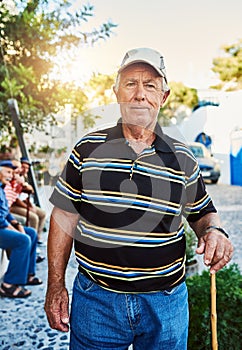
[25,193,31,226]
[211,273,218,350]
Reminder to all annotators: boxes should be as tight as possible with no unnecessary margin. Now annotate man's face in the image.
[21,162,30,176]
[113,63,168,130]
[0,167,14,185]
[12,160,23,182]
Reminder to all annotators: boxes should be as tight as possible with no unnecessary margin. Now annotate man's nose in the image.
[134,83,145,101]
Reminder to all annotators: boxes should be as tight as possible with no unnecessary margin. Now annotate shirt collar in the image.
[106,119,124,142]
[153,123,176,153]
[106,119,176,153]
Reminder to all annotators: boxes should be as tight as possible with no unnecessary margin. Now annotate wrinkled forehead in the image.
[120,62,162,79]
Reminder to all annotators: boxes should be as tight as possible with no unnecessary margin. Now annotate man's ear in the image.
[161,90,170,105]
[113,85,117,97]
[113,85,121,103]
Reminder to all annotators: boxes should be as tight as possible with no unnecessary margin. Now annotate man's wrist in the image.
[206,225,229,238]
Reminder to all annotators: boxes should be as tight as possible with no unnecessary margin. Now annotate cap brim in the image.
[0,165,17,169]
[21,160,31,165]
[118,59,167,83]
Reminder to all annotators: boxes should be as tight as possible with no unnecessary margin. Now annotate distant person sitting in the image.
[4,159,26,225]
[4,159,45,263]
[9,157,46,243]
[195,132,212,150]
[0,160,42,298]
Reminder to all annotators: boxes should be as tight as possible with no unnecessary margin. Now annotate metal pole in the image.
[8,98,41,207]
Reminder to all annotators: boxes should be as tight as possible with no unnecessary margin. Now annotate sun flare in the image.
[51,52,93,86]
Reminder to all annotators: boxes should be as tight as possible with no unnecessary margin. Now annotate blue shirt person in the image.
[0,160,42,298]
[195,132,212,150]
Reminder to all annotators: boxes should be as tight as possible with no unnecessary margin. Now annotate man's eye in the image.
[126,82,136,88]
[145,83,156,90]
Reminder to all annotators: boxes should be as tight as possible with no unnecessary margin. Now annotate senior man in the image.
[0,160,42,298]
[45,48,233,349]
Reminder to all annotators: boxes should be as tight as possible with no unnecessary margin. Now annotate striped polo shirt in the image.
[50,121,216,293]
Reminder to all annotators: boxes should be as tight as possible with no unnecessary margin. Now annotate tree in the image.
[159,81,198,126]
[0,0,117,147]
[211,39,242,91]
[86,72,116,106]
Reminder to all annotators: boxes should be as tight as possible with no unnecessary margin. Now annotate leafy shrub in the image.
[184,220,198,263]
[187,264,242,349]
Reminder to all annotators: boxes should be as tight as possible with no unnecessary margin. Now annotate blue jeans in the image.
[70,273,188,350]
[0,226,37,284]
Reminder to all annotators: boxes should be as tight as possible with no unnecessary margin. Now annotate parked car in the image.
[188,142,221,184]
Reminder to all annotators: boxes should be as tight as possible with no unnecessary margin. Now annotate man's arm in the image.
[189,212,233,274]
[44,207,80,332]
[13,197,28,208]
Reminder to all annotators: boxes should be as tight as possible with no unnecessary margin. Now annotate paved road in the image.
[0,184,241,349]
[205,183,242,269]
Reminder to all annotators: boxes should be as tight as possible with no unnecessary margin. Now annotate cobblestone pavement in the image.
[205,183,242,269]
[0,184,241,350]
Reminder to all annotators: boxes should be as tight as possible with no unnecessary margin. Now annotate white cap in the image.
[119,48,168,84]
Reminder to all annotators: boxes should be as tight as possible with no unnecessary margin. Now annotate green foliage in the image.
[0,0,117,144]
[87,73,116,106]
[158,81,198,125]
[184,221,198,263]
[81,111,101,130]
[187,264,242,349]
[56,146,67,156]
[0,133,18,154]
[37,144,54,154]
[211,39,242,91]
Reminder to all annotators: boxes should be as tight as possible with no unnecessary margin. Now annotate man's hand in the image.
[22,182,34,194]
[44,207,78,332]
[196,229,234,274]
[9,221,25,233]
[44,284,70,332]
[17,223,26,234]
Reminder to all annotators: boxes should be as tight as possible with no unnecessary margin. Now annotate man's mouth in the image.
[130,106,149,111]
[131,106,148,109]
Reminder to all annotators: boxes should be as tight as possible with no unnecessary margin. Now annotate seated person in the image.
[4,159,26,225]
[4,159,45,263]
[9,157,46,242]
[0,160,42,298]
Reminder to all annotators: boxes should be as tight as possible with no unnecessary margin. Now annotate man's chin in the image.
[124,117,155,131]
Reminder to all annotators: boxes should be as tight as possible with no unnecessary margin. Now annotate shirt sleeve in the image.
[49,144,82,214]
[0,188,11,228]
[6,213,15,224]
[0,216,11,228]
[183,157,217,222]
